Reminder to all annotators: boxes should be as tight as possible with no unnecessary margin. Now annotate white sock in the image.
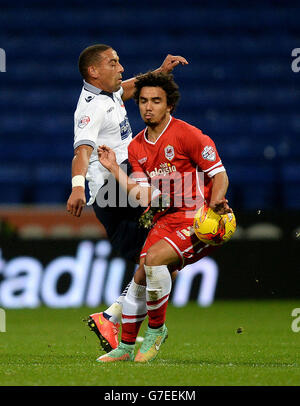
[104,281,132,324]
[121,280,147,324]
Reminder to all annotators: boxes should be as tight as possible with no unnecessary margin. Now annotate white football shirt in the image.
[74,80,133,205]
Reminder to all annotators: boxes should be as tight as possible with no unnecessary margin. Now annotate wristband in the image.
[72,175,85,189]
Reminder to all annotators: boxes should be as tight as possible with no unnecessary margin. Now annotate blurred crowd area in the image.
[0,0,299,211]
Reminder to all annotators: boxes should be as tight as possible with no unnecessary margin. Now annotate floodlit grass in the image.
[0,301,299,386]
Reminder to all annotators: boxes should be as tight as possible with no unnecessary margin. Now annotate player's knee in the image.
[144,247,162,266]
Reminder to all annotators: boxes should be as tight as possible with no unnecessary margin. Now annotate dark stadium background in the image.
[0,0,299,307]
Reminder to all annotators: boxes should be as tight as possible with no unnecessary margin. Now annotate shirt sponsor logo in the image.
[119,115,132,140]
[202,146,216,162]
[164,144,175,161]
[138,157,148,165]
[146,162,177,178]
[78,116,90,129]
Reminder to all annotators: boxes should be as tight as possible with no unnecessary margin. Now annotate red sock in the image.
[147,294,169,328]
[121,313,147,343]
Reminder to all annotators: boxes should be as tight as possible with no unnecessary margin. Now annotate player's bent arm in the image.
[98,145,152,206]
[67,145,93,217]
[110,161,152,207]
[121,78,137,102]
[209,171,232,215]
[71,144,93,177]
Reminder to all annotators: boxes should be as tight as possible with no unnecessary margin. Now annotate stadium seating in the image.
[281,163,300,209]
[0,0,299,208]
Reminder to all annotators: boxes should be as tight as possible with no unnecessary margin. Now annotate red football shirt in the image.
[128,116,225,214]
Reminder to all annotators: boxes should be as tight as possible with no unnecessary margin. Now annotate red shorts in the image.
[140,212,216,269]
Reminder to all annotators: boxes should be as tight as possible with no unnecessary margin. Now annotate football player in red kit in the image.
[97,72,232,363]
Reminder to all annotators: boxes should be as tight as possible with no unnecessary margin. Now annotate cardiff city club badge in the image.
[202,145,216,162]
[164,144,175,161]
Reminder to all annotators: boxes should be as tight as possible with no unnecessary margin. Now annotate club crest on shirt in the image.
[202,146,216,162]
[78,116,90,129]
[164,144,175,161]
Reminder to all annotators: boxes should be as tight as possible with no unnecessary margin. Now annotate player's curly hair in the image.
[133,71,180,114]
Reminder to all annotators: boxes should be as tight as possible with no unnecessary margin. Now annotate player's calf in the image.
[144,264,171,328]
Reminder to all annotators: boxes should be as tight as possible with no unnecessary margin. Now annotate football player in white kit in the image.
[67,44,188,353]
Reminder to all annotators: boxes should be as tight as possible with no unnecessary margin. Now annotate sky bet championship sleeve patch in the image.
[202,145,216,162]
[78,116,90,129]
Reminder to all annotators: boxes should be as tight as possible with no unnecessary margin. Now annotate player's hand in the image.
[209,199,233,215]
[66,188,86,217]
[97,145,117,171]
[159,54,189,73]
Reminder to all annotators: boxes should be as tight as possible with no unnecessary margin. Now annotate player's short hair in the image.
[78,44,111,79]
[133,71,180,114]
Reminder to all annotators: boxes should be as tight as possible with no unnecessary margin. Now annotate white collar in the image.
[143,116,173,145]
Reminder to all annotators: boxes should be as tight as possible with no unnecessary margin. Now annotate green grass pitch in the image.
[0,300,299,386]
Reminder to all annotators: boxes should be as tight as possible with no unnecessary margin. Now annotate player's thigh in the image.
[144,239,180,267]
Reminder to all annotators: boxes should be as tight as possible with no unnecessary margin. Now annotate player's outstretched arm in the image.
[209,171,233,215]
[66,145,93,217]
[121,54,188,101]
[98,145,151,206]
[155,54,189,74]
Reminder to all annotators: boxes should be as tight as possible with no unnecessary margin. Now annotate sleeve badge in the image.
[202,146,216,162]
[78,116,90,129]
